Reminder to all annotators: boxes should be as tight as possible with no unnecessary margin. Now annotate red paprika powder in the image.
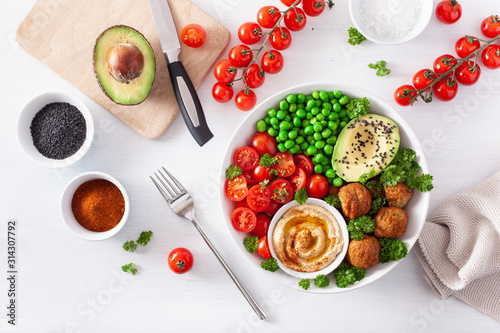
[71,179,125,232]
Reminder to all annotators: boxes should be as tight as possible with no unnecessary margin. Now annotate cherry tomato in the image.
[251,132,278,156]
[235,200,250,209]
[302,0,325,17]
[261,50,284,74]
[433,78,458,102]
[272,152,296,177]
[257,236,272,259]
[455,61,481,86]
[412,69,435,93]
[270,27,292,51]
[480,15,500,38]
[481,44,500,69]
[233,146,259,171]
[252,214,271,238]
[287,167,307,192]
[214,59,236,83]
[242,171,258,186]
[455,36,481,59]
[270,179,294,204]
[284,7,307,31]
[394,84,417,106]
[247,184,271,212]
[238,22,262,45]
[292,155,313,176]
[435,0,462,24]
[281,0,302,6]
[212,82,233,103]
[168,248,193,274]
[224,175,248,202]
[257,6,281,29]
[235,89,257,111]
[228,45,253,68]
[231,207,257,232]
[244,64,265,89]
[252,165,273,183]
[433,54,457,76]
[306,174,329,199]
[264,200,283,215]
[180,24,206,48]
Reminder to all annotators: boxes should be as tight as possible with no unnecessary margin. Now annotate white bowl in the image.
[17,91,94,168]
[220,82,430,293]
[61,171,130,241]
[349,0,433,44]
[267,198,349,279]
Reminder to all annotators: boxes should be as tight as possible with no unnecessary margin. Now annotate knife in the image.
[148,0,213,146]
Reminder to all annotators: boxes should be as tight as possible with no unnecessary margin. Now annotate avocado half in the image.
[332,114,400,182]
[93,25,155,106]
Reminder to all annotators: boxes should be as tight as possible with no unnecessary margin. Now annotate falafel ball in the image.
[346,234,380,269]
[338,183,372,219]
[373,207,408,238]
[384,182,413,208]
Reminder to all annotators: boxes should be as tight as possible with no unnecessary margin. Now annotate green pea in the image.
[333,90,342,99]
[278,130,288,141]
[338,110,347,118]
[306,146,318,156]
[340,121,348,128]
[284,140,295,149]
[286,94,297,104]
[323,102,332,110]
[321,158,330,166]
[293,117,301,128]
[323,144,334,155]
[329,112,339,121]
[313,123,323,132]
[339,95,350,105]
[341,116,350,123]
[296,109,306,119]
[280,100,289,110]
[319,90,328,101]
[310,117,317,125]
[280,121,291,130]
[263,116,270,124]
[271,117,280,127]
[288,130,298,140]
[284,115,292,122]
[312,91,320,99]
[300,141,308,150]
[296,136,305,144]
[268,108,277,117]
[256,120,267,132]
[276,110,286,120]
[297,103,305,110]
[314,153,325,164]
[297,93,306,104]
[327,92,335,100]
[325,169,336,178]
[315,140,325,149]
[317,114,326,122]
[305,95,314,102]
[306,99,316,110]
[306,112,313,120]
[330,98,339,105]
[306,135,315,144]
[313,132,322,141]
[322,128,332,138]
[321,120,328,127]
[290,145,301,154]
[333,103,342,113]
[311,107,320,115]
[321,108,331,117]
[289,103,297,113]
[268,127,278,136]
[304,125,314,135]
[272,123,280,130]
[302,119,310,128]
[333,177,343,187]
[326,136,337,145]
[315,100,322,107]
[314,164,324,174]
[277,143,287,152]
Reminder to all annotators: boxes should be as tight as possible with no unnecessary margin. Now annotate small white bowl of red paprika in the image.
[61,171,130,241]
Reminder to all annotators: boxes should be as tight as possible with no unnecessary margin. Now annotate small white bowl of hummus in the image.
[268,198,349,279]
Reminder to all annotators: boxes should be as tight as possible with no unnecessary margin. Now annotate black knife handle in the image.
[167,60,213,146]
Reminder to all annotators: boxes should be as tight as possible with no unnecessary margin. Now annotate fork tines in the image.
[150,167,186,203]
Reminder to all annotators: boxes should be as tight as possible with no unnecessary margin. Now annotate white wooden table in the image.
[1,0,499,331]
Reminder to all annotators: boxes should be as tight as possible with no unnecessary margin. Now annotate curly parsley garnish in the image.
[347,215,375,240]
[324,194,341,209]
[226,164,242,180]
[294,187,308,205]
[333,263,367,288]
[346,97,370,120]
[314,274,330,288]
[123,240,137,253]
[368,60,391,77]
[348,27,366,45]
[243,236,259,253]
[299,279,311,290]
[379,238,408,263]
[261,258,279,272]
[259,153,277,167]
[369,197,387,215]
[121,263,138,275]
[137,231,153,246]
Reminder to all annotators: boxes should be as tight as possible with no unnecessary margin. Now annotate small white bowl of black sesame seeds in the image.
[17,91,94,168]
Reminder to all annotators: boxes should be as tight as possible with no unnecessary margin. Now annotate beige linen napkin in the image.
[414,171,500,321]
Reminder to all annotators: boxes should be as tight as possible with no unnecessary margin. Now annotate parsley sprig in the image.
[122,230,154,253]
[314,274,330,288]
[226,164,242,180]
[294,187,308,205]
[121,263,138,275]
[347,215,375,240]
[243,236,259,253]
[333,263,367,288]
[348,27,366,45]
[346,97,370,120]
[368,60,391,77]
[379,238,408,263]
[261,258,279,272]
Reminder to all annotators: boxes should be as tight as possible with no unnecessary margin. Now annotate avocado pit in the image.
[107,43,144,84]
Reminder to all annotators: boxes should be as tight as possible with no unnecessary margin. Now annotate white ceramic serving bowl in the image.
[220,82,430,293]
[17,91,94,168]
[267,198,349,280]
[349,0,433,44]
[60,171,130,241]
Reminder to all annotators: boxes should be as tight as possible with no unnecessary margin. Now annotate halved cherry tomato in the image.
[252,214,271,238]
[433,78,458,102]
[228,45,253,68]
[270,27,292,51]
[272,152,296,177]
[281,0,302,6]
[244,64,265,89]
[480,15,500,38]
[482,44,500,69]
[180,24,205,48]
[251,132,278,156]
[238,22,262,45]
[224,175,248,202]
[247,184,271,212]
[261,50,284,75]
[257,236,272,259]
[257,6,281,29]
[455,36,481,59]
[433,54,457,76]
[235,89,257,111]
[242,171,258,186]
[412,69,435,93]
[306,174,329,199]
[302,0,325,17]
[233,146,259,171]
[214,59,236,83]
[168,248,193,274]
[270,179,294,204]
[253,165,273,183]
[435,0,462,24]
[394,84,417,107]
[212,82,233,103]
[292,155,313,176]
[231,207,257,232]
[455,62,481,86]
[284,7,307,32]
[287,167,307,192]
[264,200,283,216]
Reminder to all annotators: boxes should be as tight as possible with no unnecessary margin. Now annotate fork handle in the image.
[190,216,267,320]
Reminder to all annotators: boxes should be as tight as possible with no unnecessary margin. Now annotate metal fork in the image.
[150,167,266,320]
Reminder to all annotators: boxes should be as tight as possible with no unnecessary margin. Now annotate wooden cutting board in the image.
[16,0,230,140]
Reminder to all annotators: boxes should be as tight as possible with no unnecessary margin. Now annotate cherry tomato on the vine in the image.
[480,15,500,38]
[261,50,284,74]
[455,61,481,86]
[394,85,417,106]
[180,24,206,48]
[284,7,307,31]
[257,236,272,259]
[270,27,292,50]
[281,0,302,6]
[168,248,193,274]
[433,54,457,76]
[214,59,236,84]
[435,0,462,24]
[238,22,262,45]
[302,0,325,17]
[306,174,329,199]
[433,78,458,102]
[228,45,253,68]
[235,89,257,111]
[244,64,265,89]
[481,44,500,69]
[212,82,233,103]
[455,36,481,59]
[257,6,281,29]
[250,132,278,156]
[412,69,435,93]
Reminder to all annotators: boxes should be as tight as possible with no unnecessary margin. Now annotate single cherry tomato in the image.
[214,59,236,83]
[455,36,481,59]
[480,15,500,38]
[250,132,278,156]
[168,248,193,274]
[281,0,302,6]
[292,155,313,176]
[244,64,265,89]
[302,0,325,17]
[433,54,458,76]
[252,165,273,183]
[412,69,435,93]
[180,24,206,48]
[257,6,281,29]
[481,44,500,69]
[233,146,259,171]
[261,50,284,74]
[252,214,271,238]
[455,61,481,86]
[212,82,233,103]
[270,27,292,51]
[435,0,462,24]
[235,200,250,209]
[394,84,417,106]
[433,78,458,102]
[287,167,307,192]
[264,200,283,216]
[272,152,296,177]
[224,175,248,202]
[306,174,329,199]
[257,236,272,259]
[231,207,257,232]
[228,45,253,68]
[247,184,271,212]
[238,22,262,45]
[242,171,258,186]
[235,89,257,111]
[270,179,294,204]
[284,7,307,31]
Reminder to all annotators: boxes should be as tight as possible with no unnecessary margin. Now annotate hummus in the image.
[272,204,344,273]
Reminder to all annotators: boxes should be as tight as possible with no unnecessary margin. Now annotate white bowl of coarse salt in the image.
[349,0,433,44]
